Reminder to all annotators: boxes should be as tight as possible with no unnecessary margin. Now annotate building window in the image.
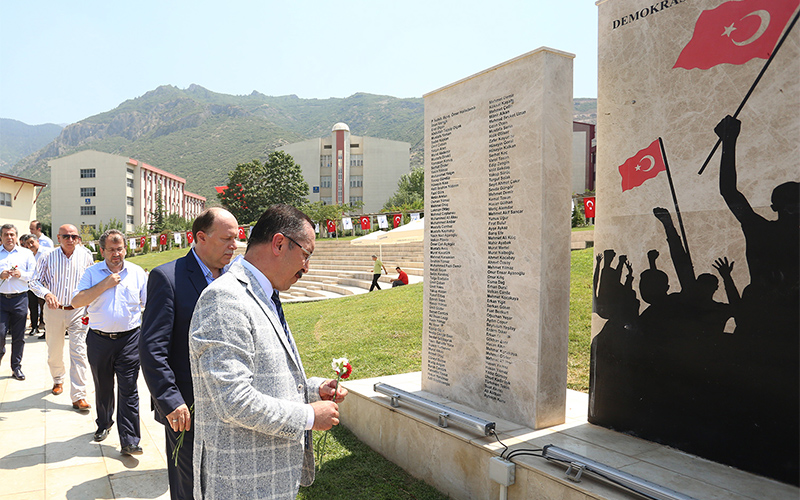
[320,155,332,168]
[127,215,134,225]
[321,197,332,205]
[0,192,11,207]
[350,144,360,148]
[80,169,96,178]
[349,196,363,204]
[127,168,134,175]
[127,196,134,206]
[80,187,96,197]
[350,175,363,188]
[320,176,332,188]
[323,145,332,149]
[127,178,134,188]
[81,206,96,215]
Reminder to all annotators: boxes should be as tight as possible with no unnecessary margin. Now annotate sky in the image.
[0,1,598,126]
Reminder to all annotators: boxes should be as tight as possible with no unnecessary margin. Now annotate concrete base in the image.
[339,372,797,500]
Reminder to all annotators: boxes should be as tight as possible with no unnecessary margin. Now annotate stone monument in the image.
[422,47,574,429]
[593,0,799,485]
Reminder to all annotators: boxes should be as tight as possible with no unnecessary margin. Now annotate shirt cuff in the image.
[305,404,315,430]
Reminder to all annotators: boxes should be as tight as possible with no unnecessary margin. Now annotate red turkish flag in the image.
[326,220,336,233]
[139,236,146,248]
[674,0,798,70]
[186,231,194,244]
[238,226,246,239]
[159,234,167,245]
[360,216,371,230]
[393,214,402,228]
[584,197,596,218]
[618,139,666,192]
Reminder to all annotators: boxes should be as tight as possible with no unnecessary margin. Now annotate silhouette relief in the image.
[590,116,799,485]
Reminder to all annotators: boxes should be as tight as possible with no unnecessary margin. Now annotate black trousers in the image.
[0,292,27,370]
[165,425,195,500]
[86,328,141,446]
[27,290,43,329]
[369,273,382,291]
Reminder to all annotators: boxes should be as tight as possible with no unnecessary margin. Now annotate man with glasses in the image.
[0,224,37,381]
[29,224,94,410]
[189,204,346,499]
[73,229,147,455]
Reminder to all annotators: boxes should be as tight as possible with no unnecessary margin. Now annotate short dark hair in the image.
[247,204,313,253]
[99,229,125,249]
[1,223,17,235]
[31,220,42,231]
[396,267,401,271]
[19,234,34,244]
[192,208,219,236]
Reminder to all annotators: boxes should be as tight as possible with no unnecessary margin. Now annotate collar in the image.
[240,258,276,298]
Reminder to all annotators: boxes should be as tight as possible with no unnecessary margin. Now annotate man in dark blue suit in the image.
[140,208,239,499]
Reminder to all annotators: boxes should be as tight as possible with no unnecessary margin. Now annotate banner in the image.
[173,232,181,244]
[326,220,336,233]
[159,234,167,246]
[187,231,194,244]
[342,217,353,230]
[377,214,388,229]
[393,214,402,228]
[139,236,146,248]
[360,216,371,230]
[238,226,246,239]
[410,212,420,222]
[584,197,596,218]
[128,238,135,250]
[150,235,157,248]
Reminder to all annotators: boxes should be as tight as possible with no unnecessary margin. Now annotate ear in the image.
[271,233,285,257]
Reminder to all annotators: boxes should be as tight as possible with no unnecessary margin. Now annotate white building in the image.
[0,173,46,232]
[280,123,410,214]
[49,150,205,234]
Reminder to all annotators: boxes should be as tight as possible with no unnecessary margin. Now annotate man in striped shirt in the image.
[29,224,94,410]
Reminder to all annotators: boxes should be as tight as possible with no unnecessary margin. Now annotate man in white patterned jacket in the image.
[189,204,347,499]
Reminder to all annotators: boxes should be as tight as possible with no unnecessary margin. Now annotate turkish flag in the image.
[139,236,146,248]
[326,220,336,233]
[618,139,667,192]
[393,214,402,228]
[674,0,798,70]
[238,226,246,239]
[186,231,194,244]
[360,216,371,230]
[584,197,596,218]
[159,234,167,245]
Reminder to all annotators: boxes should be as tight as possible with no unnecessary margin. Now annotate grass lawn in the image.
[127,246,595,499]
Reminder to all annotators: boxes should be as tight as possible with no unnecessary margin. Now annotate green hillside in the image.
[0,119,62,171]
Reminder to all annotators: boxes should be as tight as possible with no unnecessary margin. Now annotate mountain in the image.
[8,84,596,222]
[0,119,63,172]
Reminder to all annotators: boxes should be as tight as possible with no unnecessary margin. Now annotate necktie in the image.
[271,290,291,340]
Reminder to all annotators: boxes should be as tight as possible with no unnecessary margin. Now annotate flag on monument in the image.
[377,214,388,229]
[673,0,799,70]
[342,217,353,230]
[186,231,194,244]
[393,214,402,228]
[326,220,336,233]
[618,139,667,191]
[360,216,371,230]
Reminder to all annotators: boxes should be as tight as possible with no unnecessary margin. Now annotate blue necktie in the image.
[271,290,291,340]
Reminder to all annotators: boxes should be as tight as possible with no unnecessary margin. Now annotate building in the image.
[0,173,46,231]
[280,123,410,214]
[572,121,596,194]
[49,150,205,235]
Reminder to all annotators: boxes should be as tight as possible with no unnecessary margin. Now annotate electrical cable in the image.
[489,429,509,458]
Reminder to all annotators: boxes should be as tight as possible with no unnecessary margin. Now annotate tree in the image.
[218,152,310,224]
[383,166,424,210]
[149,185,166,232]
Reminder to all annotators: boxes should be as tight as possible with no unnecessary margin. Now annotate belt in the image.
[89,327,138,340]
[1,292,27,298]
[57,305,75,310]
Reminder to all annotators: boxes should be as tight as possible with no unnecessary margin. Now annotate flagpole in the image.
[659,137,693,267]
[698,8,800,175]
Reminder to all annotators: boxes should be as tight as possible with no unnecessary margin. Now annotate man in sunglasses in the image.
[29,224,95,411]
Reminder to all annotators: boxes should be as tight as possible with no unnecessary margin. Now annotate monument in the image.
[422,47,574,429]
[592,0,799,485]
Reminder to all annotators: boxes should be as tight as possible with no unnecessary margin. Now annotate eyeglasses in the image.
[282,234,312,262]
[59,234,80,240]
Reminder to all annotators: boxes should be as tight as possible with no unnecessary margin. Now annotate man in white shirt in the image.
[19,234,51,337]
[73,229,148,455]
[29,220,54,248]
[0,224,37,381]
[29,224,94,410]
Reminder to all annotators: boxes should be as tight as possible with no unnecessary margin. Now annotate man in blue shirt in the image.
[72,229,148,455]
[0,224,37,381]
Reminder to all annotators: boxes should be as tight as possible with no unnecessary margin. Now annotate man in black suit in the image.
[140,208,239,499]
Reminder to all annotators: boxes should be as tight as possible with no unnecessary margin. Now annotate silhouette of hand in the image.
[653,207,670,222]
[596,253,603,265]
[714,115,741,141]
[624,261,633,276]
[712,257,734,277]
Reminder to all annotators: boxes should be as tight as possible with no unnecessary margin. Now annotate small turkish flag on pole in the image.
[393,214,402,228]
[140,236,146,248]
[618,139,666,192]
[674,0,798,70]
[159,234,167,245]
[326,220,336,233]
[584,197,596,218]
[187,231,194,244]
[238,227,246,239]
[360,216,371,230]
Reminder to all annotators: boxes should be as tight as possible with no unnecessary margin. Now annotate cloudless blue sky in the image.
[0,0,598,126]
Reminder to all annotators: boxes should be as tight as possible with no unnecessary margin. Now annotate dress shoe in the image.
[72,399,91,411]
[120,444,143,455]
[38,333,46,339]
[52,383,63,395]
[12,368,25,381]
[94,427,111,442]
